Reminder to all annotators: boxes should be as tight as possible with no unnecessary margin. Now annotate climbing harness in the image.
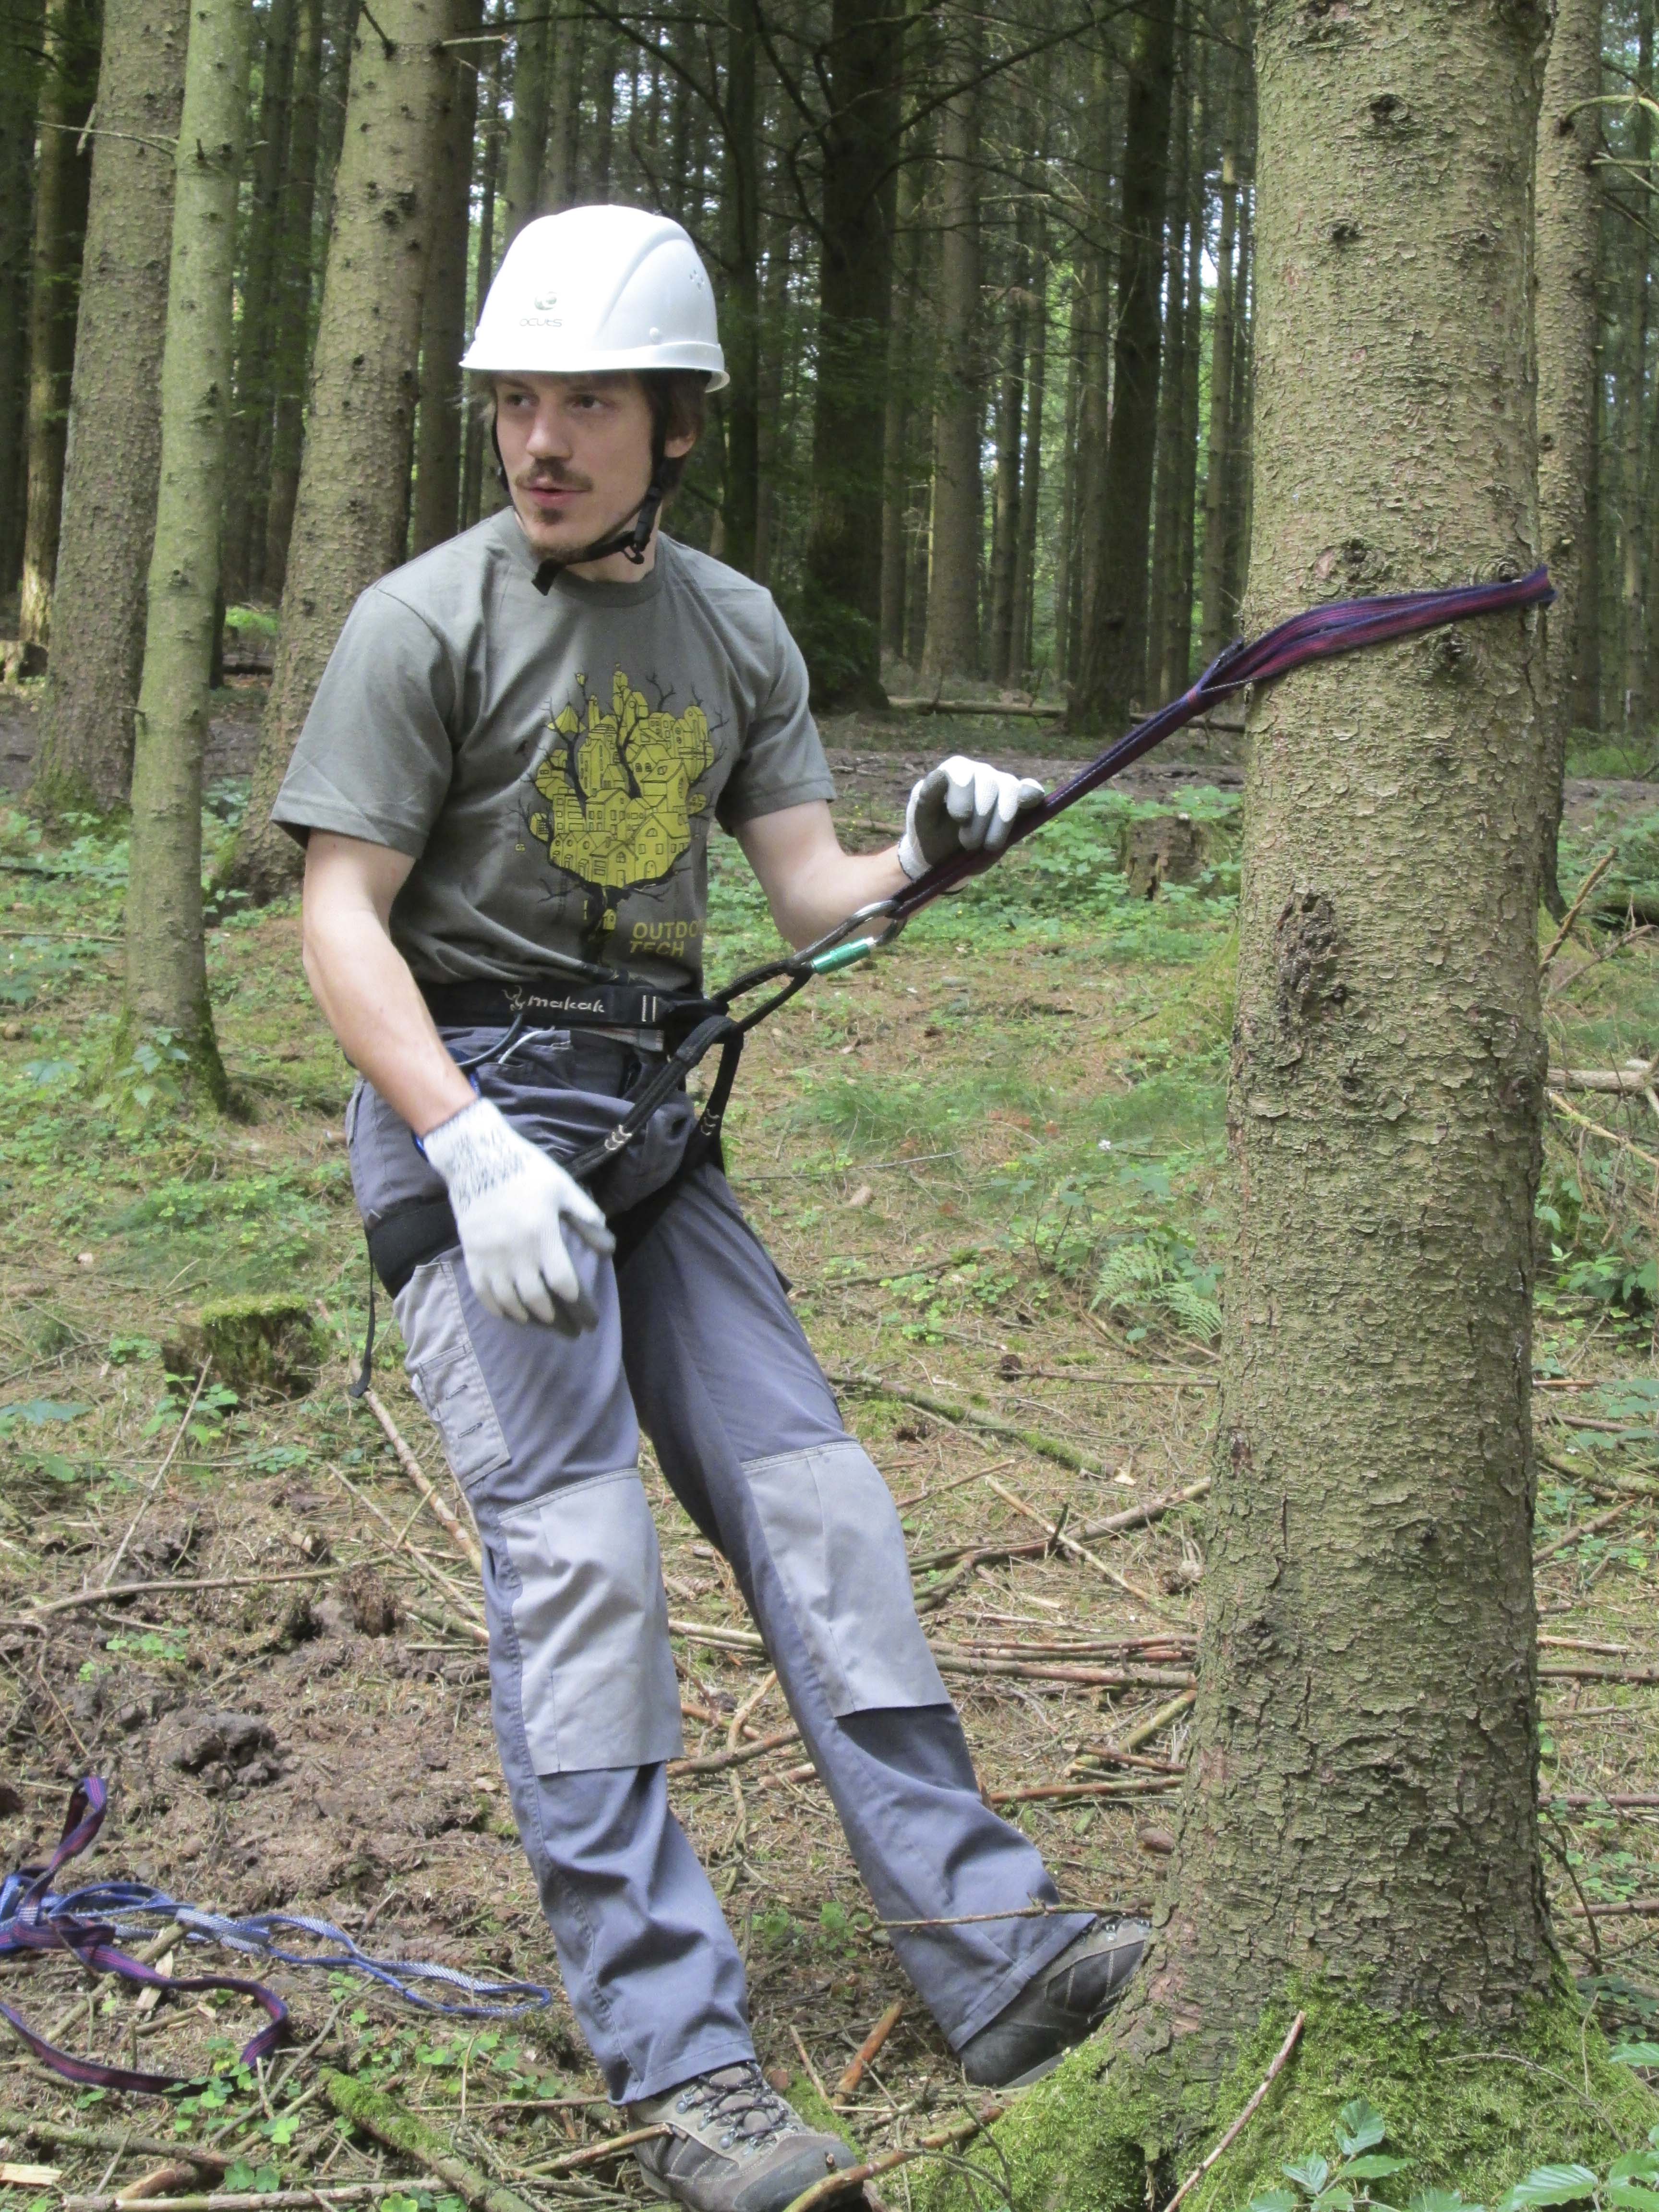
[351,566,1554,1382]
[0,1776,554,2095]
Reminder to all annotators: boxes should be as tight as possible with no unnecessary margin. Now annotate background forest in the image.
[0,0,1654,745]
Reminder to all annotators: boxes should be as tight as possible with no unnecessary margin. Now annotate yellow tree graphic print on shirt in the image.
[527,668,714,945]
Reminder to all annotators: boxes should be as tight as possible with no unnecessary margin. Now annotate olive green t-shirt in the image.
[270,509,836,991]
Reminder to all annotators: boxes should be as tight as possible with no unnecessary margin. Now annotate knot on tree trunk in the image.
[1274,888,1346,1030]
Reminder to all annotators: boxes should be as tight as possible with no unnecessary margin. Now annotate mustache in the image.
[517,465,592,492]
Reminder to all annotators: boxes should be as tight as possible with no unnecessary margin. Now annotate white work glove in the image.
[421,1096,614,1332]
[897,755,1046,881]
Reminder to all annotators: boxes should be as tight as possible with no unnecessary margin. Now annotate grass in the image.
[0,748,1658,2198]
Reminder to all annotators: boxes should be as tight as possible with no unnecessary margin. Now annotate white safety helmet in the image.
[462,204,727,389]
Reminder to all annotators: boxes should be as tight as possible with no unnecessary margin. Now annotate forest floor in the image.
[2,683,1659,2200]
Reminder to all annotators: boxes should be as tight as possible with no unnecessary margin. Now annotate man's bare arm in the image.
[301,831,476,1137]
[734,802,906,950]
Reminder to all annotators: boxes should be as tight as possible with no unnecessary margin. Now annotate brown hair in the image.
[642,370,708,498]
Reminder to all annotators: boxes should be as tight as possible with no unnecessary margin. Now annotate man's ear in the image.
[664,428,698,460]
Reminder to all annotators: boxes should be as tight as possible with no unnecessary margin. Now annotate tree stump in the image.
[1123,809,1205,896]
[165,1293,323,1396]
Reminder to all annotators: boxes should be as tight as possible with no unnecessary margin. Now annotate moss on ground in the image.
[168,1290,324,1395]
[913,1984,1659,2212]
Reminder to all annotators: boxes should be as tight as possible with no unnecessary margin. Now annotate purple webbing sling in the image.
[888,566,1556,920]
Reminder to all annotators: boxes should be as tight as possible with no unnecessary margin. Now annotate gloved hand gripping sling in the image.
[355,566,1553,1377]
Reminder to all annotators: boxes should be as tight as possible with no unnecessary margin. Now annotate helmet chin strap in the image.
[492,419,667,595]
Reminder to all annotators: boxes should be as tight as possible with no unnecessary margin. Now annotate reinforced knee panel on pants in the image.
[495,1469,685,1774]
[741,1440,947,1716]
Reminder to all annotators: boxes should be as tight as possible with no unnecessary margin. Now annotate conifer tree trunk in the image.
[1069,0,1176,731]
[1619,1,1652,731]
[1200,110,1241,660]
[411,4,481,556]
[0,0,46,604]
[229,0,466,903]
[226,0,297,603]
[124,0,252,1100]
[921,28,983,683]
[1575,359,1604,733]
[32,0,188,821]
[460,25,504,529]
[263,0,324,597]
[801,0,904,704]
[1160,46,1205,697]
[718,0,760,576]
[921,11,1659,2198]
[1147,18,1193,697]
[987,276,1027,686]
[1534,0,1605,916]
[502,6,550,241]
[1053,277,1083,686]
[1011,218,1048,682]
[543,1,583,212]
[17,0,98,650]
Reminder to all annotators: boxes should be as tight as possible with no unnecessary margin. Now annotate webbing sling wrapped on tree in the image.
[355,567,1554,1356]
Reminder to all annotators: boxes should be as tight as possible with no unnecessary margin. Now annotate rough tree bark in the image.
[263,0,324,598]
[1534,0,1605,916]
[924,2,1659,2199]
[31,0,189,821]
[1618,0,1652,732]
[460,20,504,531]
[1200,86,1242,662]
[411,3,482,556]
[0,0,46,603]
[17,0,98,650]
[228,0,463,903]
[1069,0,1177,732]
[799,0,904,705]
[986,263,1028,686]
[225,0,297,602]
[921,21,983,684]
[1147,12,1194,695]
[543,0,583,212]
[123,0,252,1101]
[718,0,760,577]
[501,3,550,242]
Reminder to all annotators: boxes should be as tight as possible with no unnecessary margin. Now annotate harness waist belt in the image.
[421,976,710,1035]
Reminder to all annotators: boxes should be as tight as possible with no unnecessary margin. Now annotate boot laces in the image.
[674,2062,796,2154]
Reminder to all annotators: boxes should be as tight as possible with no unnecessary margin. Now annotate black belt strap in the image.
[421,977,711,1035]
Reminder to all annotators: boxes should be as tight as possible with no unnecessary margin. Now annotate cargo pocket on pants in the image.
[495,1469,685,1774]
[396,1258,511,1489]
[741,1440,947,1716]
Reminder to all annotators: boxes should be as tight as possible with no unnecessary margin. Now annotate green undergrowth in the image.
[914,1987,1659,2212]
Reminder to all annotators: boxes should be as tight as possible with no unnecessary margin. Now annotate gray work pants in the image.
[347,1028,1088,2102]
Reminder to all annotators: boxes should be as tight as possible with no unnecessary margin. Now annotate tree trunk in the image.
[543,0,583,212]
[800,0,903,705]
[124,0,252,1102]
[1619,0,1653,732]
[1146,12,1193,700]
[986,274,1027,686]
[1069,0,1176,732]
[1159,39,1205,698]
[30,0,186,821]
[1575,346,1604,733]
[921,5,1659,2197]
[920,22,982,684]
[1223,168,1255,627]
[1053,276,1082,686]
[1200,93,1241,661]
[17,0,98,651]
[502,3,551,241]
[718,0,760,576]
[228,0,463,904]
[589,24,617,194]
[263,0,325,598]
[1011,218,1048,683]
[411,4,481,557]
[0,0,47,605]
[460,19,503,530]
[225,0,297,604]
[1534,0,1605,916]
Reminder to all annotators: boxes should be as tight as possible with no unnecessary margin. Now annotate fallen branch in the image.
[936,1654,1195,1690]
[910,1478,1211,1576]
[1542,1792,1659,1810]
[62,2195,379,2212]
[327,1463,484,1625]
[531,2126,666,2174]
[320,2068,536,2212]
[1160,2009,1306,2212]
[358,1386,483,1573]
[0,2120,227,2175]
[1539,851,1618,973]
[1,1564,343,1630]
[103,1362,209,1588]
[830,1370,1098,1474]
[985,1475,1172,1614]
[1534,1495,1643,1565]
[670,1616,766,1653]
[1545,1092,1659,1177]
[669,1725,803,1778]
[1539,1664,1659,1684]
[1565,1896,1659,1919]
[836,1999,905,2096]
[1103,1687,1198,1758]
[989,1775,1180,1807]
[779,2099,1007,2212]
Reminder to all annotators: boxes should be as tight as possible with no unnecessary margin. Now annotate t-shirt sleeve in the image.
[269,586,460,855]
[715,603,837,829]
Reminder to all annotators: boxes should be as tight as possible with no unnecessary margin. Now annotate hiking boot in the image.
[957,1915,1150,2089]
[630,2060,862,2212]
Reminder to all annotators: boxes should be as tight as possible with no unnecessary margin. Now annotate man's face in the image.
[493,372,693,564]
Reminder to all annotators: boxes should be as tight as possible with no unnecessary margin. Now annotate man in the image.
[275,206,1146,2212]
